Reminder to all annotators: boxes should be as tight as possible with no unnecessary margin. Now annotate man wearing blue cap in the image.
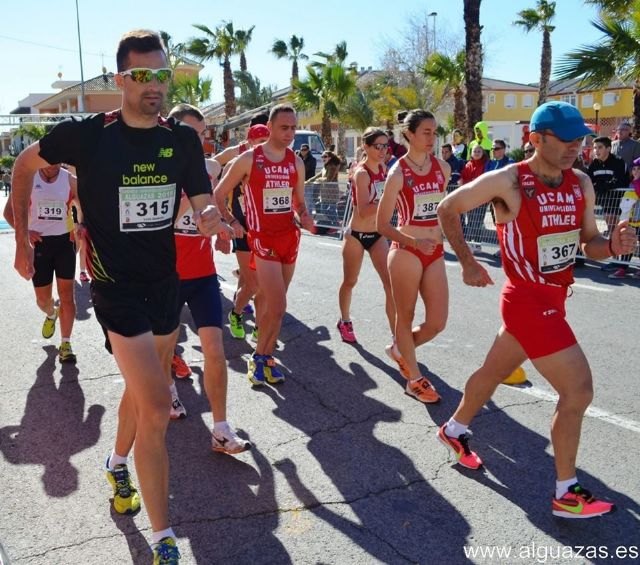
[436,101,637,518]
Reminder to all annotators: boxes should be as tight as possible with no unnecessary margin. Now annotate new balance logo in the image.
[158,148,173,158]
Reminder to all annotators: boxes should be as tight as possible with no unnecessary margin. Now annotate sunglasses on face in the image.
[371,143,389,151]
[119,67,173,83]
[492,146,504,151]
[524,148,534,153]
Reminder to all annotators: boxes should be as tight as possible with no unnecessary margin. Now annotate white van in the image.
[292,130,325,174]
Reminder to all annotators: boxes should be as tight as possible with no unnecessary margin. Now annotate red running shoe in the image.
[171,353,192,379]
[552,484,615,519]
[437,424,483,470]
[337,320,357,343]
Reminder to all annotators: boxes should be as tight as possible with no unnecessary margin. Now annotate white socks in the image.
[445,418,468,438]
[152,528,176,544]
[555,477,577,499]
[107,450,128,470]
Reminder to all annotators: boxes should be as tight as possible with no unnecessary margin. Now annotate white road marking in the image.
[571,283,613,293]
[513,385,640,434]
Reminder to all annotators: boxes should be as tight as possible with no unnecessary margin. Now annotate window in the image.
[603,92,617,106]
[504,94,516,108]
[482,95,487,112]
[581,94,594,108]
[561,94,577,106]
[488,93,496,104]
[522,94,534,108]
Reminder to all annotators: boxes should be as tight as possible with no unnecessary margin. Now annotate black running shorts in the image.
[32,233,76,287]
[91,273,180,341]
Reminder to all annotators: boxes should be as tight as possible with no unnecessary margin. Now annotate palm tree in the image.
[234,26,254,72]
[234,70,274,112]
[168,75,213,107]
[291,60,357,148]
[339,89,375,132]
[464,0,483,141]
[555,10,640,136]
[422,50,467,132]
[159,30,186,70]
[188,22,237,117]
[514,1,557,106]
[270,35,308,83]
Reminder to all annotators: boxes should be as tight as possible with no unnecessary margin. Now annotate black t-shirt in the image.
[39,111,211,284]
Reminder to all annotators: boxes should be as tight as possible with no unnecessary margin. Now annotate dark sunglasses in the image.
[524,148,534,154]
[119,67,173,83]
[372,143,389,151]
[492,146,505,151]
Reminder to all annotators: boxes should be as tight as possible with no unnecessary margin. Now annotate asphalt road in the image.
[0,203,638,564]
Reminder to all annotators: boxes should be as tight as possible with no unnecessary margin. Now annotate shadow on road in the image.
[0,345,104,497]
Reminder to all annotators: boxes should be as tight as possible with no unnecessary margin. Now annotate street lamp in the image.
[75,0,86,113]
[428,12,438,53]
[593,102,601,133]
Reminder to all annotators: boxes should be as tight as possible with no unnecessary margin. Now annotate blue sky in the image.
[0,0,603,114]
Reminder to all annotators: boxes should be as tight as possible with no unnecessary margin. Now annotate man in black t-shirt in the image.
[10,29,224,563]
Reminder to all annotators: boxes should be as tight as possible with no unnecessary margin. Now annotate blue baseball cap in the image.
[530,101,595,141]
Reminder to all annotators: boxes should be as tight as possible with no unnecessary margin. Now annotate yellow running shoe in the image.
[106,461,141,514]
[153,537,181,564]
[42,307,58,339]
[58,341,77,364]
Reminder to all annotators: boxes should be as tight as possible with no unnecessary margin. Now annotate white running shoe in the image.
[211,424,252,455]
[170,395,187,420]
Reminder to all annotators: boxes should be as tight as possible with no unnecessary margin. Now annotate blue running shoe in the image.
[243,302,254,315]
[265,356,285,384]
[248,354,267,386]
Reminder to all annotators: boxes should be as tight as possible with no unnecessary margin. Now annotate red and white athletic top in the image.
[244,145,298,235]
[29,168,73,236]
[395,157,446,228]
[351,163,386,206]
[497,162,585,287]
[173,160,217,280]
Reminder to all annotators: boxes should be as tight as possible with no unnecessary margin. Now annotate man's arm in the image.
[213,152,252,223]
[577,170,637,259]
[213,144,240,167]
[438,166,517,286]
[12,143,54,279]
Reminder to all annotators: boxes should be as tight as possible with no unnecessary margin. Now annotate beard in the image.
[138,94,164,116]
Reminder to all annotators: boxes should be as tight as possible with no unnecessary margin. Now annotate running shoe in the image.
[79,271,90,283]
[337,319,357,343]
[211,424,252,455]
[170,395,187,420]
[41,307,58,339]
[228,311,246,339]
[265,356,286,384]
[105,460,141,514]
[437,424,483,470]
[248,354,267,386]
[600,263,617,271]
[608,267,627,279]
[58,341,77,364]
[405,377,440,403]
[152,537,181,565]
[171,354,192,379]
[243,302,254,315]
[384,342,410,379]
[552,484,615,519]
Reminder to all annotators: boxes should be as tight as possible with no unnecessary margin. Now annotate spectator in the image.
[485,139,513,172]
[587,136,628,235]
[2,170,10,196]
[386,129,407,159]
[467,121,492,158]
[611,121,640,176]
[452,129,468,160]
[310,151,340,182]
[608,156,640,279]
[523,141,535,161]
[297,144,317,181]
[441,143,464,188]
[460,145,489,250]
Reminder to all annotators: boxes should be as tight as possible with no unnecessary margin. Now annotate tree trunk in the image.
[538,29,552,106]
[321,109,332,149]
[223,57,237,118]
[634,81,640,140]
[240,51,247,73]
[292,59,299,83]
[453,87,467,133]
[464,0,483,141]
[337,123,346,167]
